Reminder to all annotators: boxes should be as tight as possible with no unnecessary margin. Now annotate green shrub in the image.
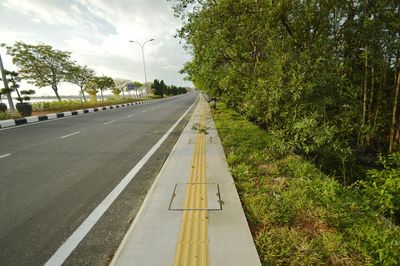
[0,111,21,120]
[360,152,400,222]
[32,97,143,112]
[212,103,400,265]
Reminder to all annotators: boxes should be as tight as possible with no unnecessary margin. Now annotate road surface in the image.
[0,92,197,265]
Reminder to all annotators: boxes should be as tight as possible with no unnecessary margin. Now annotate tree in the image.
[6,42,72,101]
[177,87,187,94]
[84,79,99,102]
[4,70,35,103]
[111,86,122,97]
[152,79,160,96]
[173,0,400,184]
[114,78,131,97]
[92,76,115,101]
[159,80,166,98]
[66,64,95,102]
[133,81,143,98]
[152,79,165,98]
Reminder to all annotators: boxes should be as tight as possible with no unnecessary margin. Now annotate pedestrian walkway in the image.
[111,95,261,266]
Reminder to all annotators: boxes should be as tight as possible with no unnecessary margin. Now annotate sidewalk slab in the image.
[111,96,261,266]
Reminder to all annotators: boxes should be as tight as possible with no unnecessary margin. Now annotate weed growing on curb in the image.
[191,123,209,134]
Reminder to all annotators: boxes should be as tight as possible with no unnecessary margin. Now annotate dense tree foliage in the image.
[66,65,95,102]
[152,79,165,98]
[173,0,400,182]
[152,79,188,97]
[91,76,115,101]
[6,42,72,101]
[165,85,188,95]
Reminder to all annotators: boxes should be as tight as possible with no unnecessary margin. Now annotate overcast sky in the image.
[0,0,192,96]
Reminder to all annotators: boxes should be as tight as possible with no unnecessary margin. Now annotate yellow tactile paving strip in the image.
[173,99,209,266]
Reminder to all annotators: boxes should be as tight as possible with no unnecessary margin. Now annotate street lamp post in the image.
[129,39,154,97]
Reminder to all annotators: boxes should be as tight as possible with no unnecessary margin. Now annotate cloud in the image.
[0,0,192,96]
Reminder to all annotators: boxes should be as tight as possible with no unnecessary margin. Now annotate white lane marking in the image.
[141,110,146,113]
[60,131,81,139]
[127,114,136,118]
[44,99,196,266]
[0,153,11,159]
[103,120,115,125]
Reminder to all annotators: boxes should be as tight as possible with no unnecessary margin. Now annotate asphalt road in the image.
[0,92,197,265]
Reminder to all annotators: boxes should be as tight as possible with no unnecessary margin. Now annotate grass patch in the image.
[212,103,400,265]
[0,111,21,120]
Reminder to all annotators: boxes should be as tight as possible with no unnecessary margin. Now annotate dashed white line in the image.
[103,120,115,125]
[0,153,11,159]
[127,114,136,118]
[60,131,81,139]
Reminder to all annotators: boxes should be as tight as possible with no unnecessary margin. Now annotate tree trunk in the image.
[80,85,87,102]
[52,85,61,101]
[100,89,104,101]
[367,65,375,145]
[389,70,400,153]
[362,45,368,129]
[368,65,374,124]
[374,56,389,127]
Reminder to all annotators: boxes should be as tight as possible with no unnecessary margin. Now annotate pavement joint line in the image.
[0,153,11,159]
[103,120,115,125]
[43,98,197,266]
[60,131,81,139]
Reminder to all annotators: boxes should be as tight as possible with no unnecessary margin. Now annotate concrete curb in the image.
[0,100,151,129]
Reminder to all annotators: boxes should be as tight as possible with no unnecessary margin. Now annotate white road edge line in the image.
[44,99,197,266]
[103,120,115,125]
[60,131,81,139]
[0,153,11,159]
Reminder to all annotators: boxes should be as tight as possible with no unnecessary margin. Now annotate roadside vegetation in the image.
[212,103,400,265]
[31,97,145,113]
[1,42,188,117]
[172,0,400,254]
[0,111,21,120]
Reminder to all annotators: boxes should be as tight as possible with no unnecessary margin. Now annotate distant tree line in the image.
[151,78,188,98]
[1,41,146,104]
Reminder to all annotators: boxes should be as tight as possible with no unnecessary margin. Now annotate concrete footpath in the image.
[110,95,261,266]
